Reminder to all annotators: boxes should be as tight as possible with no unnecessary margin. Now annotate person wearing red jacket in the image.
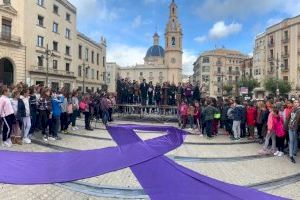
[246,102,257,140]
[179,101,188,129]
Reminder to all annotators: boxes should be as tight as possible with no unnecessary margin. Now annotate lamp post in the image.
[274,53,285,97]
[82,61,90,94]
[41,44,54,87]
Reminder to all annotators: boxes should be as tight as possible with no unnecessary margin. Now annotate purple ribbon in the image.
[0,125,286,200]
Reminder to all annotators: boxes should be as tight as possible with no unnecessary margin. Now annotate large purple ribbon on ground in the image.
[0,125,285,200]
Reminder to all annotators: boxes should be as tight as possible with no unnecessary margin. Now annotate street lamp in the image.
[273,53,285,97]
[41,44,54,87]
[82,61,90,93]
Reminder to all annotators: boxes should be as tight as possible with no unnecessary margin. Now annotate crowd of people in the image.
[1,79,299,164]
[178,96,300,164]
[0,83,116,148]
[116,78,202,106]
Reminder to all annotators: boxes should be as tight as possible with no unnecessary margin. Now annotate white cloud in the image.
[131,15,142,28]
[208,21,242,39]
[107,43,147,67]
[194,36,207,43]
[69,0,118,22]
[183,50,198,75]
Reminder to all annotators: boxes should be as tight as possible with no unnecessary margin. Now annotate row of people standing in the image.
[116,78,201,106]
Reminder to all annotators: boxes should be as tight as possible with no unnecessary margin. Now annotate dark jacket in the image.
[17,98,26,119]
[232,105,245,121]
[140,82,148,99]
[203,105,218,121]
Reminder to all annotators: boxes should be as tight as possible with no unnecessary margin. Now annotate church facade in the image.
[118,0,183,85]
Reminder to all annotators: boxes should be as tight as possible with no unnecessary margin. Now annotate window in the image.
[284,46,288,55]
[66,46,70,56]
[97,53,99,65]
[91,87,94,92]
[140,72,143,76]
[228,66,232,73]
[171,37,176,46]
[78,45,82,59]
[78,66,82,77]
[37,0,44,6]
[202,66,210,73]
[217,67,221,73]
[38,56,43,66]
[53,5,59,15]
[97,71,99,80]
[159,72,163,77]
[65,28,71,39]
[91,69,95,79]
[270,49,274,58]
[53,22,58,33]
[103,56,106,68]
[217,88,221,93]
[85,48,89,61]
[37,15,44,26]
[53,41,58,51]
[270,35,274,44]
[2,18,11,38]
[217,77,221,82]
[66,13,71,22]
[65,63,70,72]
[283,76,288,82]
[85,68,89,78]
[202,57,210,63]
[284,59,288,70]
[149,72,153,77]
[284,30,288,40]
[53,60,58,70]
[37,36,44,47]
[202,75,209,82]
[235,67,239,72]
[91,51,94,63]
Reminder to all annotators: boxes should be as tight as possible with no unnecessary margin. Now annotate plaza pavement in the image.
[0,119,300,200]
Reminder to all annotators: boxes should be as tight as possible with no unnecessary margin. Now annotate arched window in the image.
[171,37,176,46]
[172,7,175,14]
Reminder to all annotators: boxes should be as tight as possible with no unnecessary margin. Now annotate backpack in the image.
[79,101,87,111]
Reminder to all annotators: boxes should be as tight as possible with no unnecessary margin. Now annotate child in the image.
[179,101,188,129]
[49,93,64,140]
[246,102,257,140]
[272,109,285,157]
[20,88,32,144]
[187,102,195,130]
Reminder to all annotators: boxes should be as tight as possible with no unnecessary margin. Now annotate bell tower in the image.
[165,0,182,83]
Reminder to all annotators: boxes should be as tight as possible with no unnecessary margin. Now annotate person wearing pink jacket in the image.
[272,109,285,157]
[259,106,276,155]
[0,87,15,148]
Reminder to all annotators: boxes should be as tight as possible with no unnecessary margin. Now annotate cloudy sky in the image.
[69,0,300,75]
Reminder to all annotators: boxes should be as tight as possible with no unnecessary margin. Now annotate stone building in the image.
[0,0,106,92]
[106,62,119,93]
[118,0,183,85]
[193,48,248,97]
[253,15,300,96]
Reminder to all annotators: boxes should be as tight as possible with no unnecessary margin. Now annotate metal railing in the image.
[268,42,274,48]
[0,32,21,45]
[282,38,290,43]
[31,66,75,77]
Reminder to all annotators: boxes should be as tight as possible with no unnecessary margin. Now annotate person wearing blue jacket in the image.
[49,94,64,141]
[232,99,244,140]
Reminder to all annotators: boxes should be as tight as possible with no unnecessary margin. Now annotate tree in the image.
[238,77,260,95]
[223,83,233,96]
[264,78,292,95]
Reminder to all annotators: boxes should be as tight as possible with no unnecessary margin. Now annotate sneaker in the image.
[48,137,56,141]
[75,126,79,130]
[43,136,48,142]
[278,152,284,157]
[199,134,204,137]
[258,149,269,155]
[7,138,12,145]
[290,157,296,164]
[55,136,62,141]
[23,138,31,144]
[274,151,280,156]
[72,127,77,131]
[2,141,12,148]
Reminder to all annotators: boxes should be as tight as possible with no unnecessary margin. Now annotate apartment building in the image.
[76,33,106,93]
[193,48,248,97]
[0,0,106,92]
[254,15,300,94]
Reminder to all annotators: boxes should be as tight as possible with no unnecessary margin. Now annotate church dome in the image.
[145,45,165,58]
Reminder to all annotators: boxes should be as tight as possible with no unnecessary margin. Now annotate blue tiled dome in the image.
[145,45,165,58]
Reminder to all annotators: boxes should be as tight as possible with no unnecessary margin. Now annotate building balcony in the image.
[268,42,274,48]
[214,71,224,76]
[282,38,290,44]
[0,32,21,46]
[268,57,274,62]
[282,53,289,58]
[216,62,223,66]
[227,71,240,76]
[281,66,289,73]
[29,66,76,78]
